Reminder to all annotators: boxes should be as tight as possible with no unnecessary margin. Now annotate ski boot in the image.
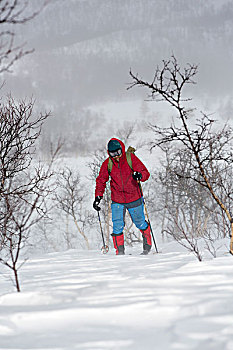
[112,233,125,255]
[140,224,152,255]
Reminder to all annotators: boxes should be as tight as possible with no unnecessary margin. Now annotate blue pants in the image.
[111,201,147,234]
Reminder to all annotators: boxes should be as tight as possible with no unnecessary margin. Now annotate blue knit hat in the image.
[108,139,122,152]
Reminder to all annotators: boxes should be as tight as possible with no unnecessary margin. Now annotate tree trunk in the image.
[13,267,21,292]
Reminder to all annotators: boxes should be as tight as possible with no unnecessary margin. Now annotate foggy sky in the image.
[1,0,233,151]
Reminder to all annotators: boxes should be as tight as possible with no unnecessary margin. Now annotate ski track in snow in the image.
[1,246,233,350]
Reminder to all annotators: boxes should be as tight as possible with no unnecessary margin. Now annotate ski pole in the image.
[97,210,109,254]
[138,182,159,253]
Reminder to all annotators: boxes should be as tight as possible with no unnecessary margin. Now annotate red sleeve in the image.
[95,158,110,197]
[131,153,150,182]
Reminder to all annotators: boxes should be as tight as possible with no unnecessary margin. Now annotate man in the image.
[93,137,152,255]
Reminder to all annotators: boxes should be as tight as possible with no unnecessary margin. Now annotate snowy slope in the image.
[1,243,233,350]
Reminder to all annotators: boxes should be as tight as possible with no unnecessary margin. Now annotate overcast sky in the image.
[2,0,233,143]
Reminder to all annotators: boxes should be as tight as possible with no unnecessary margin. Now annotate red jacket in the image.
[95,138,150,203]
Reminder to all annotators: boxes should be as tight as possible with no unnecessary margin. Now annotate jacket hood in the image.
[107,138,125,157]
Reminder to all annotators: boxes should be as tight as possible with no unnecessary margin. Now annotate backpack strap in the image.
[108,157,113,174]
[126,146,135,172]
[126,151,133,171]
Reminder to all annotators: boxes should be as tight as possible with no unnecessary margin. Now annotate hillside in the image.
[2,0,233,151]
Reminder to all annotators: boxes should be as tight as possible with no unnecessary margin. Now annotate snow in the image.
[1,242,233,350]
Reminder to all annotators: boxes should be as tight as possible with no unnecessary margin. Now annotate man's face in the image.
[109,148,122,161]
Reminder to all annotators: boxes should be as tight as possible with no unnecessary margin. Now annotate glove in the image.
[132,171,142,181]
[93,196,103,211]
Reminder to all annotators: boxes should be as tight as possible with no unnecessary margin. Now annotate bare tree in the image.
[159,147,226,259]
[128,55,233,254]
[165,206,204,261]
[0,96,60,292]
[55,167,91,250]
[0,0,46,75]
[0,97,49,194]
[0,158,59,291]
[116,123,135,146]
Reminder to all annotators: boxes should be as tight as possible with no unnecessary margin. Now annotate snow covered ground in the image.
[1,241,233,350]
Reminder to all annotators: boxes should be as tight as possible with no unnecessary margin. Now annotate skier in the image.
[93,138,152,255]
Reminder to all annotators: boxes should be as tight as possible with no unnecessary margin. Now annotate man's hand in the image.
[132,171,142,182]
[93,196,103,211]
